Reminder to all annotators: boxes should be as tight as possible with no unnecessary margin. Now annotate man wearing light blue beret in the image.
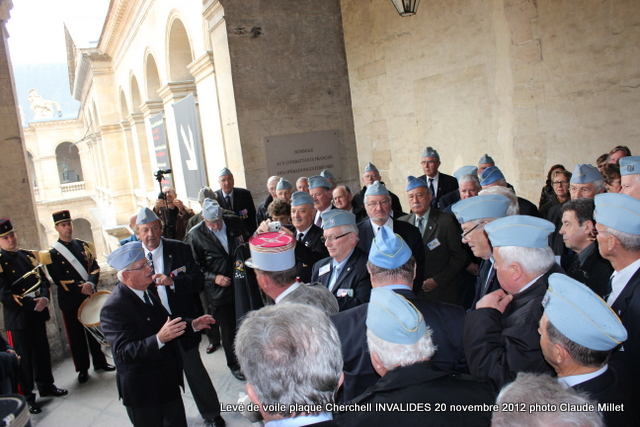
[538,273,636,426]
[438,166,482,211]
[620,156,640,199]
[417,146,458,209]
[594,192,640,388]
[308,175,334,228]
[479,166,540,217]
[331,227,466,402]
[452,194,511,309]
[352,162,405,220]
[399,176,469,305]
[478,154,495,176]
[216,167,257,234]
[311,210,371,311]
[356,181,426,291]
[335,287,495,427]
[462,215,561,388]
[288,191,329,283]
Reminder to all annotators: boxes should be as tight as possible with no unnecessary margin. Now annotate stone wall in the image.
[340,0,640,203]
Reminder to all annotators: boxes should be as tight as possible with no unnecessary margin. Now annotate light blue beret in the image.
[454,166,479,181]
[203,198,222,221]
[365,181,389,197]
[421,146,440,159]
[136,207,159,225]
[620,156,640,176]
[479,154,495,164]
[479,166,505,186]
[321,169,335,180]
[322,209,356,229]
[542,274,627,351]
[369,226,412,269]
[451,194,511,224]
[276,178,292,191]
[406,175,428,192]
[291,191,314,206]
[364,162,379,173]
[107,241,145,272]
[485,215,554,248]
[308,175,331,190]
[570,164,601,184]
[594,193,640,235]
[366,287,426,345]
[219,167,232,177]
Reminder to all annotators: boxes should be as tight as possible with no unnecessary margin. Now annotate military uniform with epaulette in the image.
[0,218,66,412]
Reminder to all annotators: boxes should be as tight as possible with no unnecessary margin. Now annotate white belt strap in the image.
[52,241,89,282]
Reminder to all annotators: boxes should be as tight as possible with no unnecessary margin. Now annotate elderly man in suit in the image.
[452,194,511,309]
[46,210,114,384]
[620,156,640,199]
[311,210,371,311]
[288,191,328,283]
[594,193,640,386]
[101,242,216,427]
[309,175,335,228]
[539,273,636,427]
[438,165,480,212]
[331,227,466,402]
[187,199,250,381]
[356,181,425,291]
[477,153,495,176]
[135,207,224,427]
[463,215,560,388]
[416,146,458,209]
[352,162,405,219]
[245,231,338,316]
[399,176,468,304]
[216,167,257,234]
[479,166,540,217]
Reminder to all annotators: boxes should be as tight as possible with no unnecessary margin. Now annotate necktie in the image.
[147,252,154,271]
[428,178,436,207]
[298,233,304,243]
[143,291,153,306]
[604,276,614,302]
[328,265,340,292]
[315,214,322,228]
[225,195,232,210]
[417,217,424,235]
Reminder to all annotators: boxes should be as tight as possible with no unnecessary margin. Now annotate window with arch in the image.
[55,142,83,183]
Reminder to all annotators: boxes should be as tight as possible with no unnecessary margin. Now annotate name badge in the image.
[336,289,353,298]
[318,264,331,276]
[427,238,441,250]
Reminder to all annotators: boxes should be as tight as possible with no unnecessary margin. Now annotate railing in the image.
[61,181,86,193]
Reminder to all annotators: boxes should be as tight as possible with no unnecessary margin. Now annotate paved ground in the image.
[28,341,254,426]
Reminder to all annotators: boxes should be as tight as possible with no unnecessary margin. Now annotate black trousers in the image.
[62,309,107,372]
[126,398,186,427]
[200,291,221,346]
[7,323,55,401]
[179,342,221,420]
[210,303,239,370]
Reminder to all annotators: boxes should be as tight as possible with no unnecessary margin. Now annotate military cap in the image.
[320,169,335,180]
[52,210,71,225]
[136,207,159,225]
[485,215,554,248]
[453,166,479,181]
[451,194,510,224]
[291,191,314,206]
[369,226,412,269]
[0,218,15,237]
[322,209,355,230]
[107,241,146,272]
[421,146,440,159]
[570,164,601,184]
[365,181,389,197]
[197,187,216,203]
[219,167,232,177]
[363,162,379,173]
[620,156,640,176]
[594,193,640,235]
[276,178,293,191]
[406,175,428,192]
[203,198,222,221]
[366,287,426,345]
[245,232,295,272]
[479,166,505,186]
[543,274,627,351]
[479,154,495,164]
[308,175,331,191]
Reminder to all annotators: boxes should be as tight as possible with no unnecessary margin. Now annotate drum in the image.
[0,394,31,427]
[78,291,112,348]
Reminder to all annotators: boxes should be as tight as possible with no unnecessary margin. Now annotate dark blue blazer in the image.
[310,247,371,311]
[216,187,257,234]
[418,172,458,209]
[331,288,467,402]
[610,266,640,386]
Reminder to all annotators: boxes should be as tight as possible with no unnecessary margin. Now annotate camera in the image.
[268,221,282,232]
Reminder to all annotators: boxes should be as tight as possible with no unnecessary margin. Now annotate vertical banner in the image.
[149,112,174,188]
[173,94,207,200]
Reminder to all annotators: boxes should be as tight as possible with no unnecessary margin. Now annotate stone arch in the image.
[145,52,162,101]
[130,75,142,113]
[119,88,129,121]
[55,141,83,183]
[26,151,37,188]
[72,218,93,243]
[167,16,194,82]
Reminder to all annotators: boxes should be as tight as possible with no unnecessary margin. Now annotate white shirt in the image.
[296,225,313,241]
[608,258,640,305]
[143,241,172,314]
[275,282,301,304]
[427,172,440,198]
[518,274,543,294]
[558,365,608,389]
[128,287,166,349]
[208,221,229,253]
[314,205,332,226]
[370,217,393,235]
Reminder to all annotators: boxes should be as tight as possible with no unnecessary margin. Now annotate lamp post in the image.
[391,0,421,17]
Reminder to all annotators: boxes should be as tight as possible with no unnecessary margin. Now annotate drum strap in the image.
[53,241,89,282]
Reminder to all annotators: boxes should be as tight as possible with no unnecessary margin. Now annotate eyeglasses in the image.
[366,200,390,208]
[127,260,153,271]
[461,222,484,240]
[321,232,352,244]
[552,181,569,186]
